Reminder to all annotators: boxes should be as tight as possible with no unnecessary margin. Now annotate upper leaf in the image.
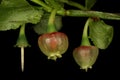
[45,0,64,10]
[1,0,30,7]
[89,19,114,49]
[0,0,43,31]
[0,0,2,4]
[85,0,96,10]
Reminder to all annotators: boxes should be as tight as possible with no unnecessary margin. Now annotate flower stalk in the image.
[81,18,91,46]
[47,9,57,33]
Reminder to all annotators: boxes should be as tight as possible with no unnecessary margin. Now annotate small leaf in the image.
[85,0,96,10]
[89,19,114,49]
[33,13,62,34]
[59,0,69,2]
[1,0,30,7]
[0,0,43,31]
[45,0,64,10]
[0,0,2,4]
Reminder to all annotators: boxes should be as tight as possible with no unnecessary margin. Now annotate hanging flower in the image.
[73,46,99,71]
[38,32,68,60]
[73,18,99,71]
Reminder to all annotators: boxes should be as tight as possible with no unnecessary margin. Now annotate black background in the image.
[0,0,120,79]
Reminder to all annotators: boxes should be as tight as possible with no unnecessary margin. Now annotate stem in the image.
[65,10,120,20]
[81,18,91,46]
[19,24,25,36]
[63,1,87,10]
[31,0,52,11]
[21,47,24,72]
[47,9,57,33]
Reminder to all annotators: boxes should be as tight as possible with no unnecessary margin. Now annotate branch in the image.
[31,0,120,20]
[58,10,120,20]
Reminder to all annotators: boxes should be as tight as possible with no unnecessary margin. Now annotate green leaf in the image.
[89,19,114,49]
[0,0,2,4]
[85,0,96,10]
[33,13,62,34]
[59,0,69,2]
[45,0,64,10]
[0,0,43,31]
